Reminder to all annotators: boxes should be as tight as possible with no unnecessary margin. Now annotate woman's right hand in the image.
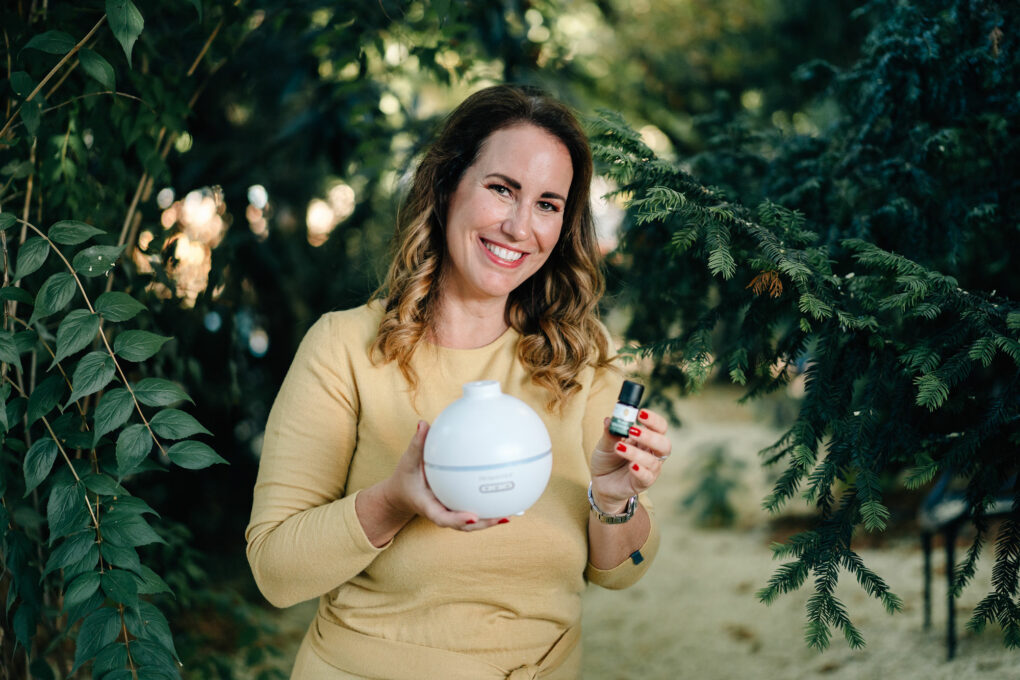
[358,421,505,546]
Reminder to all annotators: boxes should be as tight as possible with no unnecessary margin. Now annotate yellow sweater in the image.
[245,302,659,678]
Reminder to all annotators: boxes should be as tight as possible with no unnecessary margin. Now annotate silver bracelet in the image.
[587,481,637,524]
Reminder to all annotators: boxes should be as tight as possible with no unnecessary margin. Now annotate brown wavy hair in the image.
[372,84,611,411]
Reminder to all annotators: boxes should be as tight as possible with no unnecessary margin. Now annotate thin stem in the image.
[43,91,154,116]
[187,18,223,77]
[43,58,78,101]
[0,16,107,141]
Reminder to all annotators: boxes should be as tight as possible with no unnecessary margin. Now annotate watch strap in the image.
[587,481,637,524]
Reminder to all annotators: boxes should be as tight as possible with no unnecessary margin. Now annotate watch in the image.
[587,482,638,524]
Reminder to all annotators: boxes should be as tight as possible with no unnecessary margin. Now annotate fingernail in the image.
[465,519,476,525]
[632,463,640,471]
[629,426,641,437]
[639,410,649,420]
[498,518,510,524]
[616,442,627,452]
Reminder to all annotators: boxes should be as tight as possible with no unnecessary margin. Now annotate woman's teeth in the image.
[484,241,523,262]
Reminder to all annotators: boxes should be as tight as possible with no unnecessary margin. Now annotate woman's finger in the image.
[635,408,668,435]
[623,424,671,461]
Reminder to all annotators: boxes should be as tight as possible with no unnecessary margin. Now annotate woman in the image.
[246,84,671,679]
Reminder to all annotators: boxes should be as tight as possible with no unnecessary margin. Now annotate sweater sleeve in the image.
[581,347,661,590]
[245,314,386,608]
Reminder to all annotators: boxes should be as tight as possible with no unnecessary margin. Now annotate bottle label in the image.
[612,403,638,421]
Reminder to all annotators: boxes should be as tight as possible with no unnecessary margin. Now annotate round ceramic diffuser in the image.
[424,381,552,518]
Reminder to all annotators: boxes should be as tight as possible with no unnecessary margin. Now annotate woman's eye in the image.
[489,184,510,196]
[538,201,560,213]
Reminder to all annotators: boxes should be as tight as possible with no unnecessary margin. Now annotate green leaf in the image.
[10,71,36,97]
[0,286,33,303]
[100,543,141,575]
[64,589,104,626]
[101,510,164,548]
[20,99,41,136]
[96,291,146,322]
[92,643,130,678]
[128,639,176,677]
[1006,311,1020,332]
[134,565,171,595]
[101,568,138,607]
[53,309,101,365]
[72,244,125,278]
[67,351,116,406]
[30,272,77,323]
[130,601,179,662]
[116,423,152,477]
[77,49,115,90]
[14,236,50,280]
[150,409,211,440]
[63,571,101,609]
[114,330,171,362]
[23,437,59,496]
[23,30,76,55]
[48,220,105,246]
[12,603,38,650]
[0,212,18,230]
[132,378,191,407]
[64,542,99,580]
[71,606,122,674]
[0,383,8,433]
[26,374,65,425]
[47,479,90,542]
[106,0,145,65]
[43,530,96,577]
[83,473,127,496]
[166,440,227,469]
[0,330,21,370]
[92,388,134,446]
[189,0,203,21]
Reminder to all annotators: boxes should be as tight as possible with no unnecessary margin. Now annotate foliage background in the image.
[1,0,1017,677]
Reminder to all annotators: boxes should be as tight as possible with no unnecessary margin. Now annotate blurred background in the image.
[2,0,1017,677]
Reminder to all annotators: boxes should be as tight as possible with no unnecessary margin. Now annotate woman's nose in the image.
[500,204,531,242]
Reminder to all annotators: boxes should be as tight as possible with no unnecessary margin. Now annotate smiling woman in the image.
[440,124,572,343]
[245,85,671,680]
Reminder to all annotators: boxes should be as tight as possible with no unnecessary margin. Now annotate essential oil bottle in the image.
[609,380,645,437]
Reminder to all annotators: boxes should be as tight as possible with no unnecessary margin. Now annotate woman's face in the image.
[442,123,573,308]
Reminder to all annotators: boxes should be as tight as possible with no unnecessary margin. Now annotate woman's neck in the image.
[432,295,509,349]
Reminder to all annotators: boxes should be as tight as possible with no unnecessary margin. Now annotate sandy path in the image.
[581,386,1020,679]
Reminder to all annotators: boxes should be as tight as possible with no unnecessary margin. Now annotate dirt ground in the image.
[262,385,1020,679]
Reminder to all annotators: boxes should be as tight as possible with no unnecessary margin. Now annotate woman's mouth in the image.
[482,239,525,265]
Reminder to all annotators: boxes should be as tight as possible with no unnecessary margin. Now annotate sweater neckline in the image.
[428,324,519,354]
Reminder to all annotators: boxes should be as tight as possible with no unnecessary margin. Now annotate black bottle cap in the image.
[617,380,644,407]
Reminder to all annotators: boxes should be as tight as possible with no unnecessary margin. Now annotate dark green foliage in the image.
[680,444,745,528]
[1,2,229,676]
[597,0,1019,650]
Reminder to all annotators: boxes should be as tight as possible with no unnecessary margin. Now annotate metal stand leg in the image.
[922,531,932,629]
[945,524,957,660]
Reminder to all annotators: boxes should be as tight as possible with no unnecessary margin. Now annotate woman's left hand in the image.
[589,408,671,513]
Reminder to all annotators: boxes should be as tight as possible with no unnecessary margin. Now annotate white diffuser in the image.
[424,381,552,518]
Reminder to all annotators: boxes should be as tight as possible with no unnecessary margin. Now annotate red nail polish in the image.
[465,519,476,525]
[616,442,627,452]
[639,410,649,420]
[498,518,510,524]
[629,426,641,437]
[632,463,640,471]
